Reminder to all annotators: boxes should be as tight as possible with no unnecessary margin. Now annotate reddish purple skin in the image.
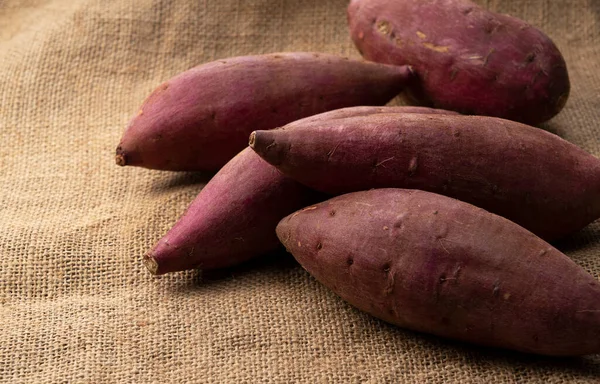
[116,52,413,171]
[250,113,600,241]
[277,189,600,356]
[287,105,458,125]
[144,148,320,274]
[347,0,570,124]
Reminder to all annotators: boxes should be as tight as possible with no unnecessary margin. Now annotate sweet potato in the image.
[276,189,600,356]
[116,52,413,171]
[250,113,600,241]
[143,148,321,275]
[347,0,570,124]
[145,107,448,274]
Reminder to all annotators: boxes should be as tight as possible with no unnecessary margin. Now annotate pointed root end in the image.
[143,254,160,275]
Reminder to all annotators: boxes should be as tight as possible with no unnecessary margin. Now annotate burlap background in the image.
[1,0,599,382]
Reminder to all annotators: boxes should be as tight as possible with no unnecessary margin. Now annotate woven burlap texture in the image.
[1,0,599,382]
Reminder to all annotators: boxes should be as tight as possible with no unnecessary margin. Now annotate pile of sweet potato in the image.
[116,0,599,356]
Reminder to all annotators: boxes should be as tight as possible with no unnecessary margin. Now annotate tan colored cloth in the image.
[1,0,599,382]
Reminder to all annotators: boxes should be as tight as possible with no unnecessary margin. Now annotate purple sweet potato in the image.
[116,52,414,171]
[143,148,320,275]
[347,0,570,124]
[145,107,448,274]
[250,113,600,241]
[277,189,600,356]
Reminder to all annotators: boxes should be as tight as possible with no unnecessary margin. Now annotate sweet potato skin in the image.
[116,52,413,171]
[251,113,600,241]
[144,148,320,274]
[276,189,600,356]
[347,0,570,124]
[287,105,458,125]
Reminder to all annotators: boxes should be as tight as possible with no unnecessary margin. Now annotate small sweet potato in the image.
[277,189,600,356]
[145,107,446,274]
[116,52,413,171]
[250,113,600,241]
[347,0,570,124]
[143,148,320,275]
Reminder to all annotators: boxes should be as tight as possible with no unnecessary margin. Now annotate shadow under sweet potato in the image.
[149,171,216,194]
[553,222,600,255]
[382,319,600,379]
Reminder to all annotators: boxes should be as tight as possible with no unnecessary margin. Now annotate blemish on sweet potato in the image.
[416,31,427,39]
[450,68,459,81]
[438,239,450,254]
[408,156,418,176]
[483,48,495,66]
[422,42,450,53]
[375,157,395,168]
[376,20,391,35]
[493,281,501,297]
[384,272,395,295]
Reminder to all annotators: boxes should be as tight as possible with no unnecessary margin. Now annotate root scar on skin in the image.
[483,48,495,66]
[290,205,319,219]
[375,157,395,168]
[438,238,450,254]
[376,20,391,35]
[423,43,449,53]
[327,143,341,159]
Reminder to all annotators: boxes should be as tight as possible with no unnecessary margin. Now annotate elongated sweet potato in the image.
[347,0,570,124]
[146,107,447,274]
[277,189,600,356]
[250,113,600,241]
[116,52,413,171]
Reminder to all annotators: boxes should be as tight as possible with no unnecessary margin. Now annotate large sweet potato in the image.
[146,107,446,274]
[116,52,413,171]
[277,189,600,356]
[347,0,570,124]
[250,113,600,241]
